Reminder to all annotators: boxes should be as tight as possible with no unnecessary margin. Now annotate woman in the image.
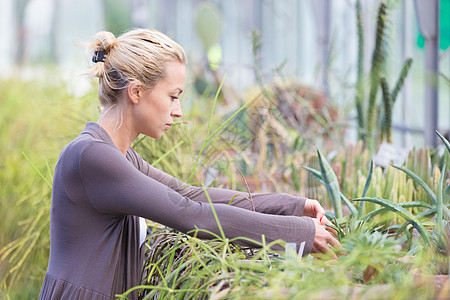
[39,29,340,300]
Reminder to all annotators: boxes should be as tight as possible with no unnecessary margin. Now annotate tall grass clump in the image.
[0,75,98,298]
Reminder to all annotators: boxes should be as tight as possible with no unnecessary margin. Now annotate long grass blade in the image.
[187,85,258,183]
[187,75,226,182]
[205,92,258,144]
[201,183,225,239]
[22,152,52,189]
[151,141,184,167]
[207,75,227,138]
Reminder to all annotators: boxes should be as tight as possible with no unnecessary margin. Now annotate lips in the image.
[164,123,173,130]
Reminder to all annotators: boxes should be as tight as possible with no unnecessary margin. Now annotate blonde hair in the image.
[87,29,187,107]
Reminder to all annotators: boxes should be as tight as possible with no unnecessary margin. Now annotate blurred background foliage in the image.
[0,0,449,298]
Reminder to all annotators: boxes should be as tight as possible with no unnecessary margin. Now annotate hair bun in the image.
[92,31,117,53]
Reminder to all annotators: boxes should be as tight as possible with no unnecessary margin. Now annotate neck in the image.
[98,105,138,155]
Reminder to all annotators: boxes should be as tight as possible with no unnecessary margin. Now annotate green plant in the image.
[304,131,449,256]
[354,0,413,153]
[379,58,413,142]
[365,0,387,153]
[0,77,98,298]
[354,0,365,142]
[339,230,404,283]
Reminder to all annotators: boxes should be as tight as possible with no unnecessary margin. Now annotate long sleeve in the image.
[82,141,315,254]
[39,122,316,300]
[127,147,307,217]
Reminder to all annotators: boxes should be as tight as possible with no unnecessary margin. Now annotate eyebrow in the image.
[175,88,183,94]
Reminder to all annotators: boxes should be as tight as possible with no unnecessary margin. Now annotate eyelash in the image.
[171,96,178,101]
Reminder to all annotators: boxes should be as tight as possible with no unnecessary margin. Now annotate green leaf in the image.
[151,141,184,167]
[354,197,431,245]
[363,207,389,221]
[362,201,431,222]
[303,165,357,216]
[302,166,323,182]
[22,152,52,189]
[359,160,374,219]
[399,201,433,209]
[201,183,225,239]
[362,160,374,198]
[436,130,450,154]
[326,223,345,242]
[317,150,343,219]
[317,150,342,219]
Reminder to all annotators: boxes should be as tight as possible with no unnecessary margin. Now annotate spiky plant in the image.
[365,0,387,153]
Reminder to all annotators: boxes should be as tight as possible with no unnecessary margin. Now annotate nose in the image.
[171,100,183,118]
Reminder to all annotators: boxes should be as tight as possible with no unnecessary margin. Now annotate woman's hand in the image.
[304,199,335,232]
[303,199,326,219]
[311,218,342,258]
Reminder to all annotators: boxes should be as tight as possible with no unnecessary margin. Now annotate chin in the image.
[149,133,163,139]
[142,131,161,140]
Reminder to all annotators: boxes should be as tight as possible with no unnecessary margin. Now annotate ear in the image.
[127,81,142,105]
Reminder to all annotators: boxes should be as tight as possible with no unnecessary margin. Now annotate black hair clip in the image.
[92,50,106,63]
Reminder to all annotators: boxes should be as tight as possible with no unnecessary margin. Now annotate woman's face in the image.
[135,61,186,139]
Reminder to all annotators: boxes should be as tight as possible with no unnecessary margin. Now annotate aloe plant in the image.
[353,197,431,245]
[316,149,343,219]
[303,152,357,218]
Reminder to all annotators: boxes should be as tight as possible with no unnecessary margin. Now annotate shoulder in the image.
[61,134,110,161]
[57,133,121,175]
[79,139,125,170]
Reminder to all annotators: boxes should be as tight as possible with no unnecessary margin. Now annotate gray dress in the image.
[39,122,315,299]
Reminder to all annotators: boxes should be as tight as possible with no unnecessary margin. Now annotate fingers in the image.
[313,240,338,259]
[311,219,341,259]
[327,233,342,249]
[320,216,338,237]
[316,208,326,220]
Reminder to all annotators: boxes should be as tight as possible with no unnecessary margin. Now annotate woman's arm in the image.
[81,141,315,255]
[127,147,307,216]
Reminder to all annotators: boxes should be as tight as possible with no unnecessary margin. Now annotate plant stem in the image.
[355,0,365,141]
[366,0,387,153]
[380,76,392,142]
